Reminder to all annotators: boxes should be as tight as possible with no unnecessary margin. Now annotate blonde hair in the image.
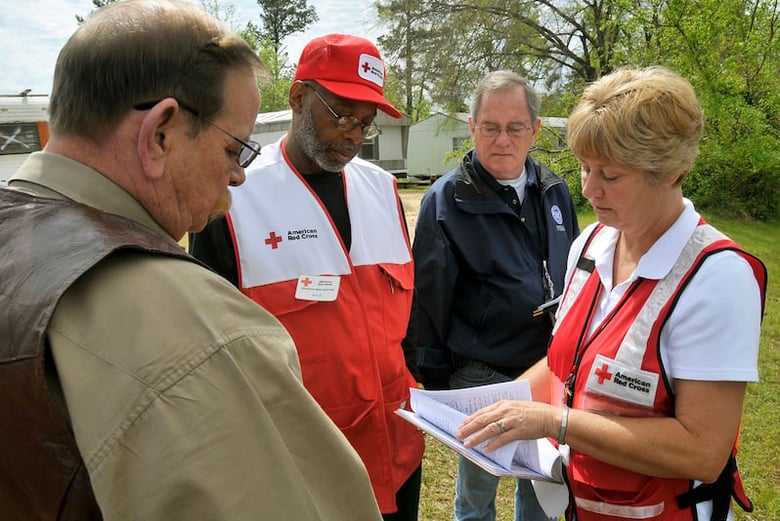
[567,66,703,185]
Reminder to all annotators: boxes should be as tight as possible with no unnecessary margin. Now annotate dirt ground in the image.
[399,189,426,242]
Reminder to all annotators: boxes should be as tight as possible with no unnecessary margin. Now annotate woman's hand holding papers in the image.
[455,399,563,453]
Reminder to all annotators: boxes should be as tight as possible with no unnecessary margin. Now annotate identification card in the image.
[294,275,340,302]
[584,354,658,408]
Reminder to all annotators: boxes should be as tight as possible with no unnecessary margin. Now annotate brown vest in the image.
[0,189,197,520]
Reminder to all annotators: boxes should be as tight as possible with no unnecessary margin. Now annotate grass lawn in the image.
[415,205,780,520]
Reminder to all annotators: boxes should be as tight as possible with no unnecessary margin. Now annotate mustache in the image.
[330,142,360,157]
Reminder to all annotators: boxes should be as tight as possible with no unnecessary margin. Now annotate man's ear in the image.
[532,117,542,137]
[289,81,307,114]
[137,99,180,180]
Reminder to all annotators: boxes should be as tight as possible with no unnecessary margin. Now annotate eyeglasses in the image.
[302,82,381,140]
[475,124,534,138]
[134,98,262,168]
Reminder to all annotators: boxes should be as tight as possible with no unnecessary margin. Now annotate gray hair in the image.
[470,70,542,121]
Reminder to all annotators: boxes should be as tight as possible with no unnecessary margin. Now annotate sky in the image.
[0,0,381,95]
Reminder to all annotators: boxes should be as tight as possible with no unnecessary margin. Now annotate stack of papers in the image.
[396,380,562,482]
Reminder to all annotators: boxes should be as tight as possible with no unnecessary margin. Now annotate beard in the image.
[296,103,359,172]
[206,189,233,223]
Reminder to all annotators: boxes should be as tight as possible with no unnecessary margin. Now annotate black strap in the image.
[676,456,736,521]
[574,224,601,274]
[576,256,595,273]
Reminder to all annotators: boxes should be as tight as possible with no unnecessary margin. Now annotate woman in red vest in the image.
[456,67,766,521]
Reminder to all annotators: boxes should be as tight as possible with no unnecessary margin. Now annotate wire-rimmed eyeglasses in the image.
[134,98,262,168]
[475,123,534,139]
[301,82,381,140]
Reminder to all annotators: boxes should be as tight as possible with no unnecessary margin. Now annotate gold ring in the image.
[495,419,506,433]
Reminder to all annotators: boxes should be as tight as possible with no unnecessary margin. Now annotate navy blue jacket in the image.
[412,151,579,388]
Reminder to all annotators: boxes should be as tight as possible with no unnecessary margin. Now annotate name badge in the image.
[585,354,658,408]
[295,275,340,302]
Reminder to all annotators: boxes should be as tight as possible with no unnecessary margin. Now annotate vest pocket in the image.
[378,262,414,291]
[568,468,690,520]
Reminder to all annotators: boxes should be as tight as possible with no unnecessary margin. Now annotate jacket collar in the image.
[454,150,542,200]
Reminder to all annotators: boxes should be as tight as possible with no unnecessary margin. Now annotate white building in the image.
[252,109,412,176]
[0,93,50,185]
[406,112,471,180]
[406,112,568,180]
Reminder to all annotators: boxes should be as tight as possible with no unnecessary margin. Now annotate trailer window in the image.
[358,136,378,160]
[0,123,42,155]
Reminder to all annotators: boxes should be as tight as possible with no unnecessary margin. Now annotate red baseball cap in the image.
[294,33,402,119]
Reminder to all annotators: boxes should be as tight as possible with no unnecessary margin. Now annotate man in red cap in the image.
[189,34,424,520]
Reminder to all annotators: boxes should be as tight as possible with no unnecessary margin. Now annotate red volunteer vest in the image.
[548,222,766,520]
[227,140,424,513]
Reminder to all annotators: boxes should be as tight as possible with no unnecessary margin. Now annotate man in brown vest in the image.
[0,1,382,520]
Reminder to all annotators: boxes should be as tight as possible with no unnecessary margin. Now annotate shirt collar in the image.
[9,151,171,238]
[470,150,537,192]
[591,199,700,287]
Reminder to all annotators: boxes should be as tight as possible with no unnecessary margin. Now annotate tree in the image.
[254,0,318,65]
[375,0,434,120]
[239,23,293,112]
[375,0,780,219]
[376,0,549,116]
[660,0,780,219]
[375,0,657,113]
[245,0,318,110]
[200,0,241,29]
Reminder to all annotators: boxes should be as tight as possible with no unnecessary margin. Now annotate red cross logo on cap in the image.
[595,363,613,385]
[264,231,283,249]
[362,61,371,73]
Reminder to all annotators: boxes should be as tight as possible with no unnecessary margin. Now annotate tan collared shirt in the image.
[9,152,382,521]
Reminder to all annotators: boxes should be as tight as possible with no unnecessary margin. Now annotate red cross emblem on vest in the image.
[301,276,312,287]
[264,231,282,249]
[595,363,613,385]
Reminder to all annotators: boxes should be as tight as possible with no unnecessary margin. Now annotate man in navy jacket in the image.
[411,70,579,521]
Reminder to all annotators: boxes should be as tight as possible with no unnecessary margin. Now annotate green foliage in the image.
[246,32,295,112]
[661,1,780,221]
[531,146,586,210]
[540,89,581,119]
[443,138,472,166]
[383,63,432,122]
[259,74,293,113]
[686,94,780,220]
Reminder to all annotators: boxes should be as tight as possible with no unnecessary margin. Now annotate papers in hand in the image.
[396,380,562,482]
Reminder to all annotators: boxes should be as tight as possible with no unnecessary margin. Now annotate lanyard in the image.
[562,276,642,406]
